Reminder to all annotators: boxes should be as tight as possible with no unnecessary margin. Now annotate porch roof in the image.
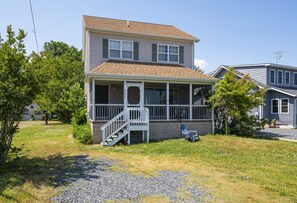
[88,61,216,82]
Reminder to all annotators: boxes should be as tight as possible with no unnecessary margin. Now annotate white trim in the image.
[294,99,297,128]
[277,70,283,85]
[109,39,133,60]
[211,84,215,134]
[86,73,217,83]
[271,99,279,114]
[285,71,290,85]
[166,82,169,121]
[294,72,297,86]
[270,69,276,84]
[189,83,192,120]
[92,78,95,120]
[268,87,296,97]
[157,44,179,63]
[211,65,228,77]
[280,98,289,114]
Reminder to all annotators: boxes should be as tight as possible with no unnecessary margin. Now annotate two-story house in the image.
[212,64,297,128]
[83,15,217,146]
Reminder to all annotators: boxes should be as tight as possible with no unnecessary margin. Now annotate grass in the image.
[0,121,297,202]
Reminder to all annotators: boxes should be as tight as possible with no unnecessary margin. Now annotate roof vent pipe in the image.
[127,20,130,27]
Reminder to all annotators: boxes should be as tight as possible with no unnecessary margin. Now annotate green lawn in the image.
[1,121,297,202]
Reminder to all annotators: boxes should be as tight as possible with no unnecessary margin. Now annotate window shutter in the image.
[133,42,139,61]
[103,38,108,58]
[179,46,184,64]
[152,43,157,62]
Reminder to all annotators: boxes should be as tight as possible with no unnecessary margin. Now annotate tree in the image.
[208,68,266,135]
[33,41,84,123]
[0,26,39,165]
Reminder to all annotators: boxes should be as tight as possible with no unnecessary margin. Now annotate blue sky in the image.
[1,0,297,73]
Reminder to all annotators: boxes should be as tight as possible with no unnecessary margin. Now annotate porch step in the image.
[101,141,109,146]
[107,138,113,142]
[111,135,118,138]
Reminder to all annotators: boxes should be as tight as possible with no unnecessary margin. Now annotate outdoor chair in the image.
[179,123,199,142]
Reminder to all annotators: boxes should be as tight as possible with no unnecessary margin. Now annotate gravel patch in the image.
[51,157,209,202]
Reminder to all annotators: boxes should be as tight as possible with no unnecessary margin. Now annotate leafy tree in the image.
[208,68,266,135]
[0,26,39,165]
[33,41,84,123]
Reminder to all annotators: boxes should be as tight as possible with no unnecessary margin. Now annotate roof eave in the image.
[85,73,217,83]
[85,26,200,42]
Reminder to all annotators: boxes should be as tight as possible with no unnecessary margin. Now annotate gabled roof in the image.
[222,63,297,71]
[83,15,199,42]
[211,65,297,97]
[87,60,216,83]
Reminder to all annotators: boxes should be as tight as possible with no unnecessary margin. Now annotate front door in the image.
[124,82,144,109]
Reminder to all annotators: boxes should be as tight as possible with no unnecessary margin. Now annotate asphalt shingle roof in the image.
[83,15,199,41]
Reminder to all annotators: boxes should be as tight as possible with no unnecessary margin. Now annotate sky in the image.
[1,0,297,73]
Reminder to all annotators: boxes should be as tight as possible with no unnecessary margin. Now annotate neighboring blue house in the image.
[211,63,297,128]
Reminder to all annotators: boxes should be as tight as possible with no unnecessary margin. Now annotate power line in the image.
[29,0,39,52]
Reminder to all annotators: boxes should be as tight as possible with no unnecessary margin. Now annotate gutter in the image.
[85,73,218,84]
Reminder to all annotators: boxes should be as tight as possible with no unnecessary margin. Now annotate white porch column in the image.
[124,80,127,109]
[211,84,215,134]
[166,82,169,121]
[189,83,192,120]
[92,78,95,121]
[141,82,144,109]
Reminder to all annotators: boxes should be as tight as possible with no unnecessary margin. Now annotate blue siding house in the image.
[211,63,297,128]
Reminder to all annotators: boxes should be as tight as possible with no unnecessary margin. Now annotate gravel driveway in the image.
[256,128,297,141]
[51,156,209,202]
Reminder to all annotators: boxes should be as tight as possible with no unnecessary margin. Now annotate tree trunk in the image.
[45,113,48,125]
[225,115,228,135]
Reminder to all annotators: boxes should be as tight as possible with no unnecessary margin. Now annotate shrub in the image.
[72,123,92,144]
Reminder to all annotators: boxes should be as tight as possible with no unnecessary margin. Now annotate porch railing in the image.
[145,105,167,120]
[94,104,124,120]
[92,104,211,121]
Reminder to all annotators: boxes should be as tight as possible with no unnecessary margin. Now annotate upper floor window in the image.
[157,44,179,63]
[285,71,290,85]
[270,69,275,84]
[294,73,297,86]
[109,40,133,60]
[277,70,283,85]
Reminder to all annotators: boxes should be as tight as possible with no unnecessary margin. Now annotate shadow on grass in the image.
[0,153,108,196]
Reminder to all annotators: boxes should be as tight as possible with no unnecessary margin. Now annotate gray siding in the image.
[87,32,193,72]
[265,90,294,125]
[235,67,267,84]
[267,67,297,88]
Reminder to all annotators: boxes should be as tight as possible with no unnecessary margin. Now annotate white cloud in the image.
[194,59,208,69]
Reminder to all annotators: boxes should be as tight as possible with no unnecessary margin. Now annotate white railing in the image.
[169,105,190,120]
[95,104,124,120]
[192,105,211,119]
[129,108,149,125]
[100,107,149,144]
[94,104,211,122]
[100,109,128,145]
[144,105,167,120]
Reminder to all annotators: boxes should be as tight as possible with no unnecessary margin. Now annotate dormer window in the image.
[157,44,179,63]
[270,69,275,84]
[277,70,283,85]
[285,71,290,85]
[109,40,133,60]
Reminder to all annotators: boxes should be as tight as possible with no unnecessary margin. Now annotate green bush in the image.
[72,123,92,144]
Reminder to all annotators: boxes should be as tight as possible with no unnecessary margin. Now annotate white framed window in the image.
[109,39,133,60]
[280,98,289,114]
[157,44,179,63]
[285,71,290,85]
[294,72,297,86]
[270,69,275,84]
[271,99,279,114]
[277,70,283,85]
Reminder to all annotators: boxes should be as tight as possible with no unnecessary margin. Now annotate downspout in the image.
[294,98,297,128]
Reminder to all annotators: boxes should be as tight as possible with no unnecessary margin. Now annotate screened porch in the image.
[88,80,213,121]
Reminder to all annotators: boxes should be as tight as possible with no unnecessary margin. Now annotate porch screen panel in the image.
[95,85,109,104]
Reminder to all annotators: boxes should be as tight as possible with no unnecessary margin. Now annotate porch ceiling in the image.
[88,60,217,82]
